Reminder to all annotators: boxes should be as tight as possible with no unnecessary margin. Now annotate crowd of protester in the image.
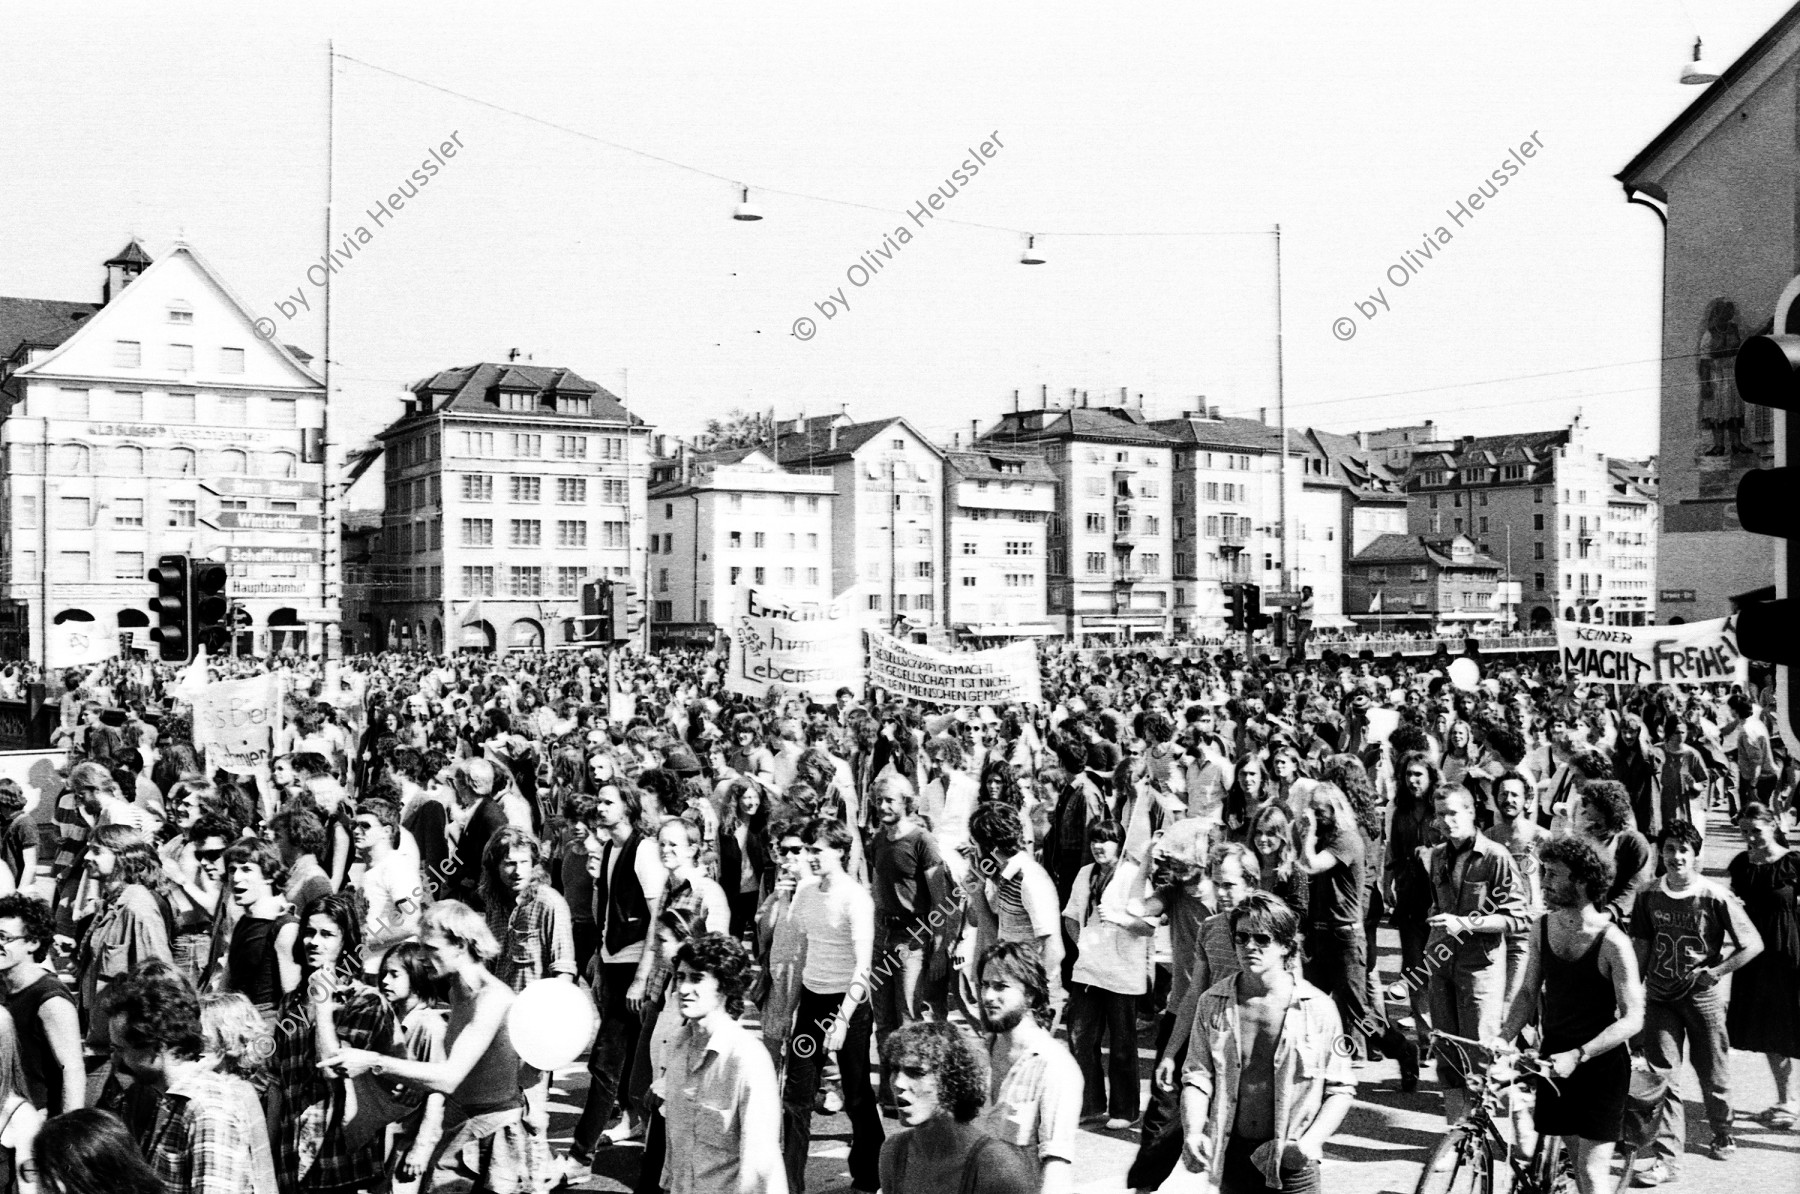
[0,637,1790,1194]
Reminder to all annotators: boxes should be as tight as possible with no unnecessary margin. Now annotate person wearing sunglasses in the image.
[1181,890,1354,1194]
[162,813,234,990]
[754,817,815,1078]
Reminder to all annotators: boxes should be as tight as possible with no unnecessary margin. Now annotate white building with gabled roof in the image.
[0,241,328,662]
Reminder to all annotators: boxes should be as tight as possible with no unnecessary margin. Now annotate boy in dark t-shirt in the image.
[0,781,38,892]
[1628,821,1763,1182]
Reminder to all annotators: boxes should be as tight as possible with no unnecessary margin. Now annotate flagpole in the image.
[321,40,342,667]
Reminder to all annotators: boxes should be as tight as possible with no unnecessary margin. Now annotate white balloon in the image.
[1448,657,1481,692]
[508,978,599,1070]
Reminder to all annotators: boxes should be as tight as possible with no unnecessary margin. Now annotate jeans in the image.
[1643,987,1734,1161]
[1427,948,1506,1087]
[1220,1135,1321,1194]
[571,961,644,1162]
[783,986,883,1194]
[1125,1014,1184,1191]
[1304,924,1376,1057]
[871,932,933,1034]
[1067,982,1140,1120]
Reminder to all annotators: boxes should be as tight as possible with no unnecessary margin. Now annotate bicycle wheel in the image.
[1416,1124,1492,1194]
[1531,1132,1579,1194]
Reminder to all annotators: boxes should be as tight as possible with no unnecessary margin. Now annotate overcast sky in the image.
[2,1,1786,501]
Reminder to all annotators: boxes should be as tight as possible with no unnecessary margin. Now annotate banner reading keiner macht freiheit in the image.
[725,588,863,698]
[865,630,1042,706]
[1558,615,1747,687]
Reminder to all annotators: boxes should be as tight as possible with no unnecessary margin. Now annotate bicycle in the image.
[1413,1031,1634,1194]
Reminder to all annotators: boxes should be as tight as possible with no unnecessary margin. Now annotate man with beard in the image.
[446,758,510,910]
[1495,835,1645,1194]
[975,941,1083,1194]
[104,963,260,1194]
[868,773,950,1049]
[1487,770,1549,1003]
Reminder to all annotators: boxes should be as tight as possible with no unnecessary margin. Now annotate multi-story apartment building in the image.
[1364,421,1452,473]
[1294,429,1410,628]
[374,362,651,653]
[645,446,836,646]
[775,414,944,642]
[940,449,1058,641]
[1404,415,1624,629]
[979,401,1176,640]
[1602,459,1658,627]
[0,242,329,661]
[1345,534,1503,634]
[1153,406,1283,636]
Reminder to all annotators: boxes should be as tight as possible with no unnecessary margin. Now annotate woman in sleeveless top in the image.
[0,1007,43,1194]
[328,900,549,1194]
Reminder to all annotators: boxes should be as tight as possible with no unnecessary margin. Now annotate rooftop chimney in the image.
[828,423,839,451]
[1258,407,1268,424]
[1081,390,1090,408]
[102,240,152,305]
[1041,384,1048,406]
[971,418,979,444]
[1013,389,1020,413]
[1121,386,1128,405]
[1356,430,1368,450]
[952,432,961,449]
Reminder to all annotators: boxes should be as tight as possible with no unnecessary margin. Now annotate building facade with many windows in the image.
[0,242,328,661]
[940,449,1058,642]
[374,362,651,652]
[1154,407,1283,636]
[980,403,1175,640]
[1602,459,1658,627]
[1345,533,1504,634]
[645,446,835,646]
[776,414,944,641]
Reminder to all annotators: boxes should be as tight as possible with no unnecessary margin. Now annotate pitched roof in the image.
[1351,533,1502,570]
[1404,428,1568,486]
[0,296,103,362]
[104,240,153,268]
[1301,428,1408,500]
[401,362,638,427]
[980,405,1176,448]
[1148,413,1286,452]
[773,416,939,466]
[943,449,1058,482]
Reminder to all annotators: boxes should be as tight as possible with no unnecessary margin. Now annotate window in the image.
[509,566,544,597]
[556,436,587,460]
[597,479,624,503]
[867,592,881,610]
[163,498,196,528]
[730,567,743,586]
[510,476,541,503]
[780,567,796,586]
[58,551,91,580]
[167,305,193,324]
[559,478,589,503]
[600,437,626,461]
[753,567,766,584]
[915,562,933,579]
[114,341,141,367]
[807,496,821,512]
[460,432,495,457]
[510,519,542,547]
[1534,487,1544,504]
[114,551,144,581]
[112,499,144,527]
[498,390,534,413]
[557,520,587,548]
[1369,567,1387,582]
[1534,542,1545,559]
[554,566,586,598]
[1534,573,1546,592]
[1085,552,1106,574]
[807,567,820,586]
[1005,540,1030,555]
[962,542,977,555]
[462,474,493,502]
[1410,565,1429,582]
[166,344,194,370]
[268,397,297,427]
[962,575,977,588]
[1479,518,1488,534]
[56,497,90,529]
[114,445,144,474]
[1084,512,1104,533]
[1533,513,1544,530]
[511,434,541,457]
[462,518,494,546]
[602,521,628,548]
[728,531,742,549]
[728,494,743,510]
[219,347,246,373]
[1140,553,1160,575]
[753,532,766,549]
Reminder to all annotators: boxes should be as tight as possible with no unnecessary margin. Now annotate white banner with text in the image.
[725,588,863,699]
[866,631,1042,706]
[1557,616,1747,687]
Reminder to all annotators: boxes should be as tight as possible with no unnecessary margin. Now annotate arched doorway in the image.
[430,620,444,654]
[1529,606,1552,630]
[508,618,544,652]
[116,608,148,655]
[385,618,399,651]
[1563,606,1577,621]
[460,620,495,652]
[268,607,306,656]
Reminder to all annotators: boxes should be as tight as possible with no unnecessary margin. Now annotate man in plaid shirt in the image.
[481,827,577,991]
[103,963,262,1194]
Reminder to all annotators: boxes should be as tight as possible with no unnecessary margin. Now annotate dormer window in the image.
[1423,470,1448,486]
[1503,464,1526,481]
[498,390,534,413]
[556,396,591,416]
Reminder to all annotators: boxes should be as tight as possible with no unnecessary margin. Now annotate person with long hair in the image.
[1247,804,1309,922]
[1294,782,1379,1060]
[1384,749,1442,1053]
[75,824,173,1049]
[197,993,279,1194]
[31,1109,162,1194]
[270,889,396,1194]
[1725,802,1800,1131]
[325,901,546,1194]
[878,1020,1036,1194]
[374,941,447,1194]
[717,779,770,937]
[1222,752,1267,841]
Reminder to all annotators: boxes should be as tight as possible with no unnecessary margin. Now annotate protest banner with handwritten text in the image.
[866,630,1042,706]
[1557,615,1746,687]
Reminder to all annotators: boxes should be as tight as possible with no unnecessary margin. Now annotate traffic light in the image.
[1734,318,1800,744]
[580,579,614,642]
[146,554,191,661]
[1244,583,1273,632]
[193,560,231,655]
[1224,583,1246,631]
[622,582,643,644]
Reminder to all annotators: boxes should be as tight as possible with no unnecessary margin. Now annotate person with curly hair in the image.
[653,933,783,1194]
[1572,780,1655,929]
[879,1019,1037,1194]
[1498,834,1644,1194]
[0,894,82,1115]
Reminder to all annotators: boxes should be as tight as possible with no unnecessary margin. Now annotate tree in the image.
[693,408,773,451]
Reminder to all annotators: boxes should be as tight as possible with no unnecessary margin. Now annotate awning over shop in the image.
[959,624,1060,637]
[1306,614,1357,629]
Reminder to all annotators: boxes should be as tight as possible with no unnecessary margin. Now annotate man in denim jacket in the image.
[1180,891,1354,1194]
